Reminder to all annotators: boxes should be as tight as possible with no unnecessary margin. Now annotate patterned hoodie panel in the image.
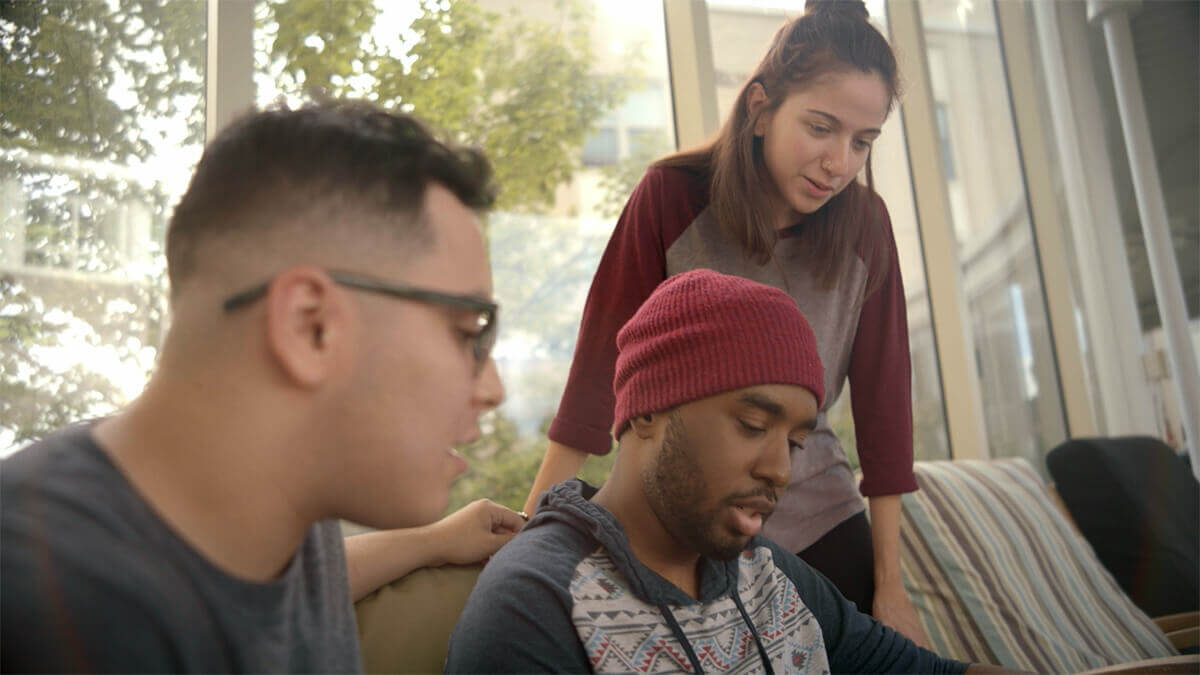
[542,480,829,673]
[570,545,829,674]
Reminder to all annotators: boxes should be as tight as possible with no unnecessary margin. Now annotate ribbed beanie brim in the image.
[613,269,824,439]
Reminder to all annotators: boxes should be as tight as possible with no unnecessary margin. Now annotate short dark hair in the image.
[166,101,497,288]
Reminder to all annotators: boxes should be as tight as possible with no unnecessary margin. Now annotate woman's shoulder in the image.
[640,163,709,197]
[849,185,897,249]
[629,164,711,226]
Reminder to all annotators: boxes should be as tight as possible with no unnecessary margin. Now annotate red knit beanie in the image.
[613,269,825,440]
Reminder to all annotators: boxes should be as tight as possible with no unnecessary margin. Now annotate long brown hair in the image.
[656,0,899,291]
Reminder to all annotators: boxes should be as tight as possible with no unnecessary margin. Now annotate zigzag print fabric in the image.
[570,546,831,674]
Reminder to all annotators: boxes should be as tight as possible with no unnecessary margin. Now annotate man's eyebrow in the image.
[737,392,818,431]
[806,109,881,136]
[737,392,783,417]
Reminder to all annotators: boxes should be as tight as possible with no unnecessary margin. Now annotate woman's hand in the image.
[345,499,525,601]
[873,578,931,648]
[426,498,526,566]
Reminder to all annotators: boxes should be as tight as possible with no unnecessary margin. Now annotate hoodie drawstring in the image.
[659,604,705,674]
[731,587,776,675]
[658,589,776,675]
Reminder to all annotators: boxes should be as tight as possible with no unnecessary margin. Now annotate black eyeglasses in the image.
[222,271,499,373]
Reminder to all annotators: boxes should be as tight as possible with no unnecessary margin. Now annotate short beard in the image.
[641,411,748,561]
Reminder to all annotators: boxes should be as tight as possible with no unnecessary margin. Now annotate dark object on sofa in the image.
[1047,436,1200,618]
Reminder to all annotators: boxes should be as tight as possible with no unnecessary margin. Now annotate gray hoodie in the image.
[446,479,966,674]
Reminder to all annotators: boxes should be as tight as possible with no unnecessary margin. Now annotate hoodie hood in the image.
[531,479,744,607]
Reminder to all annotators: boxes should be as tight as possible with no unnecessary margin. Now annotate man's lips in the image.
[447,448,468,475]
[728,497,775,537]
[730,497,776,517]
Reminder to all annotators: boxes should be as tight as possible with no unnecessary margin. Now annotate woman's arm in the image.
[523,441,590,515]
[344,499,524,602]
[868,493,930,647]
[848,196,926,643]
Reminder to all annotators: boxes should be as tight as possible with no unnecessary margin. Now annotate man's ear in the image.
[630,413,660,440]
[263,266,350,389]
[747,81,770,136]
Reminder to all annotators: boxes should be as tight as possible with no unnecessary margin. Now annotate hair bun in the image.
[804,0,870,22]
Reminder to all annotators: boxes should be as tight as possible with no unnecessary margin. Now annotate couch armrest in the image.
[1074,654,1200,674]
[1153,611,1199,634]
[1152,611,1199,650]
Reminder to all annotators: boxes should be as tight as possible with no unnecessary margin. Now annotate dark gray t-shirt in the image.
[1,424,362,673]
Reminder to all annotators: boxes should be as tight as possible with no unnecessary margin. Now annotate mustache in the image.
[725,484,778,505]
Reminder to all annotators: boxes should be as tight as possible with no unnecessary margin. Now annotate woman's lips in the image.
[804,176,834,196]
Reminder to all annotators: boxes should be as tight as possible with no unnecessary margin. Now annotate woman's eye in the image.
[789,438,806,450]
[809,124,830,135]
[854,139,872,151]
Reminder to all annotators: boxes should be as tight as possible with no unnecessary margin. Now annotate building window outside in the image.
[1025,0,1198,448]
[1,0,206,456]
[918,0,1068,469]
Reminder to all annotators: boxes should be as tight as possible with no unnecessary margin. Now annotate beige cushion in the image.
[354,563,483,674]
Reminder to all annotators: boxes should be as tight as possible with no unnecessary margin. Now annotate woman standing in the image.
[524,0,929,645]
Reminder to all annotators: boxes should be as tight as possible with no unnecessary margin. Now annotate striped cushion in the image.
[899,458,1176,672]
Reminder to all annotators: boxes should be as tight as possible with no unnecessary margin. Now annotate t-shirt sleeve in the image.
[547,167,698,455]
[849,194,919,496]
[763,538,968,674]
[444,533,590,673]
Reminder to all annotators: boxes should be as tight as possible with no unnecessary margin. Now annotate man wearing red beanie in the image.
[448,270,1005,673]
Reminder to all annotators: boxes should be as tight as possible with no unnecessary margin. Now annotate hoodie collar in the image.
[531,479,741,606]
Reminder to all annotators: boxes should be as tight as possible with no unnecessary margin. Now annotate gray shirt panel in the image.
[1,424,362,673]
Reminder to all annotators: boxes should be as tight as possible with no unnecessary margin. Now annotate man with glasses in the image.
[2,101,522,672]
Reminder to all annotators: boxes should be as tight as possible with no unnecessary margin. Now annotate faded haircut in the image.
[165,100,497,291]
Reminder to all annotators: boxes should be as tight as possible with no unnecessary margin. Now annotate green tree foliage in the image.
[449,411,615,512]
[2,0,194,446]
[265,0,377,96]
[1,0,206,159]
[2,0,644,511]
[260,0,634,211]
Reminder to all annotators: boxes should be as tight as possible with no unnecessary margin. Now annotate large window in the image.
[254,0,674,511]
[1,0,206,456]
[917,0,1068,468]
[1024,0,1198,448]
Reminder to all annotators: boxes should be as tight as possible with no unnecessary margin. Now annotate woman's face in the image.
[751,70,890,227]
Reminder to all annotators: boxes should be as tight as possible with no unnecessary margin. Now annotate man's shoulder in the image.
[1,433,211,673]
[2,424,141,537]
[3,424,103,483]
[447,516,599,673]
[480,515,597,586]
[2,424,201,628]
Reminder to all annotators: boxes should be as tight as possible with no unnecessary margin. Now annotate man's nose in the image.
[753,434,792,489]
[474,358,505,411]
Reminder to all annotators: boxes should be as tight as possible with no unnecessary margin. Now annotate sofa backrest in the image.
[899,458,1176,672]
[355,563,483,674]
